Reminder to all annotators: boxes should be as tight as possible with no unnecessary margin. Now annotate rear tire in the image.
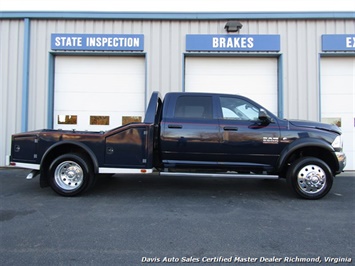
[48,153,95,196]
[286,157,333,200]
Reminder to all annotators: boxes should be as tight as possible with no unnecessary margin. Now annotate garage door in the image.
[54,56,145,131]
[185,57,278,115]
[321,57,354,170]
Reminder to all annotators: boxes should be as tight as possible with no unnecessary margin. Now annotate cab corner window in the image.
[174,96,213,119]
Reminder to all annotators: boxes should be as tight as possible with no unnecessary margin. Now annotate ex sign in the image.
[322,34,355,51]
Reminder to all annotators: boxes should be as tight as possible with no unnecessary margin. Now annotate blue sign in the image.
[51,34,144,51]
[186,34,280,52]
[322,35,355,51]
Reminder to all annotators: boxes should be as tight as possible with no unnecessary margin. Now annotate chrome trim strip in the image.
[12,162,40,170]
[160,172,279,179]
[98,168,153,174]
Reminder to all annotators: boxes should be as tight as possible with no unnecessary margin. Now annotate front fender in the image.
[277,138,338,172]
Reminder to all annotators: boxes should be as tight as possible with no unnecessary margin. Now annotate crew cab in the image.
[10,92,346,199]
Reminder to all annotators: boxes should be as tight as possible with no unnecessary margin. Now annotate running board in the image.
[160,172,279,179]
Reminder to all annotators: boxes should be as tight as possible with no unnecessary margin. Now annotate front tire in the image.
[48,153,94,196]
[286,157,333,200]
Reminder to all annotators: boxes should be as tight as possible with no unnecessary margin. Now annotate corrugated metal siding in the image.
[0,20,24,166]
[0,17,354,166]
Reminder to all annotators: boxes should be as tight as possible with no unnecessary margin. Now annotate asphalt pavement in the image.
[0,168,354,265]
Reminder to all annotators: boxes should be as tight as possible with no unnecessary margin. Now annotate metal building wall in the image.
[27,19,355,124]
[277,19,355,120]
[0,20,24,166]
[0,17,354,166]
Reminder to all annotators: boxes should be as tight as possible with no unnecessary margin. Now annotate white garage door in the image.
[321,57,354,170]
[54,56,145,131]
[185,57,278,115]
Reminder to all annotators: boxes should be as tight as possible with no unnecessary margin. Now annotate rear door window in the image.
[174,96,213,119]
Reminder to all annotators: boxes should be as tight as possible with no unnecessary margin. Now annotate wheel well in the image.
[40,144,97,187]
[280,146,337,177]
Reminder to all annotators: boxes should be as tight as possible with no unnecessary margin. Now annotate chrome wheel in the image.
[287,157,333,199]
[297,164,326,194]
[54,160,84,191]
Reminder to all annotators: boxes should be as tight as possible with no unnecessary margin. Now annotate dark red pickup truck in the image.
[10,92,346,199]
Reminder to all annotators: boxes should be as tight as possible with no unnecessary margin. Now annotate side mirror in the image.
[258,109,270,123]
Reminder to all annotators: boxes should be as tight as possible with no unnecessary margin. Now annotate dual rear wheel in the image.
[48,153,95,196]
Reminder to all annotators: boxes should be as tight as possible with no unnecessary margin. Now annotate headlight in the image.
[332,135,343,149]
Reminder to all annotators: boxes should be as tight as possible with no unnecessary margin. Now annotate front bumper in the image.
[335,152,346,174]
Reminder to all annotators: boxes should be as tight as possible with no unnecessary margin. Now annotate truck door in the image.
[160,94,220,167]
[217,95,282,171]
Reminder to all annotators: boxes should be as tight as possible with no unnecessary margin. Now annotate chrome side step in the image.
[160,172,279,179]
